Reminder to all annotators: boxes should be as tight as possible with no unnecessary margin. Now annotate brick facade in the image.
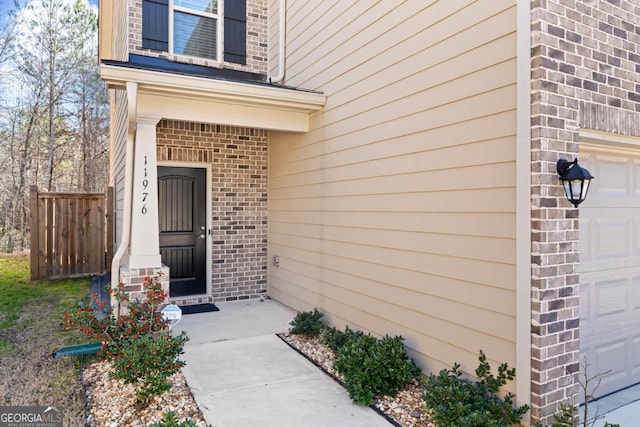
[128,0,268,74]
[156,120,268,303]
[530,0,640,423]
[119,266,170,314]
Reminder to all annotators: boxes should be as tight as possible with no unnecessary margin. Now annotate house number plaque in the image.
[141,155,149,215]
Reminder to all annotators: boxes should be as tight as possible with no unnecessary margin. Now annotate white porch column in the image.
[129,115,162,268]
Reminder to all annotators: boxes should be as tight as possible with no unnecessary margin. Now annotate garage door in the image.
[579,142,640,399]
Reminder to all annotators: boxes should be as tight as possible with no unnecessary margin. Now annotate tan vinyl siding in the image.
[267,0,281,77]
[98,0,113,61]
[98,0,127,61]
[268,0,519,387]
[114,0,128,61]
[110,90,127,246]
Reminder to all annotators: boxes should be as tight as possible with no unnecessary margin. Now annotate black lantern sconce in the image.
[556,158,594,207]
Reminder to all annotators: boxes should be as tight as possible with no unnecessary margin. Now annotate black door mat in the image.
[179,303,219,315]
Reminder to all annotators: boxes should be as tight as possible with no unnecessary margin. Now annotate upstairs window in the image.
[172,0,220,61]
[142,0,247,65]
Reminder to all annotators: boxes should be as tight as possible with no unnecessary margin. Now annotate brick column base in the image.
[117,265,170,314]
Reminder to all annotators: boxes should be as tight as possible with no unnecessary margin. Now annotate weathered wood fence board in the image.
[30,186,114,280]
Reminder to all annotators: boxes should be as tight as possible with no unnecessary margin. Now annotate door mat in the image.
[179,303,220,315]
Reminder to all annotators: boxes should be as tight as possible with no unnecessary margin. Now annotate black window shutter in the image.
[142,0,169,51]
[224,0,247,64]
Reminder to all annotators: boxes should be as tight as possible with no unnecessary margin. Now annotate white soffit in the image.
[100,64,326,132]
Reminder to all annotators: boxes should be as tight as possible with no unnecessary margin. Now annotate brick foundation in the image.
[118,265,170,313]
[530,0,640,423]
[169,295,215,307]
[157,120,268,302]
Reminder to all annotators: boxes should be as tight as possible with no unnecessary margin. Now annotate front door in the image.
[158,167,207,297]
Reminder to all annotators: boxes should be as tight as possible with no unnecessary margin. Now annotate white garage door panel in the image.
[581,274,634,334]
[594,339,626,381]
[581,217,637,271]
[597,157,631,201]
[595,279,627,319]
[580,147,640,398]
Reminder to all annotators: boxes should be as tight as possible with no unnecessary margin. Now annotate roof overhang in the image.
[100,63,326,132]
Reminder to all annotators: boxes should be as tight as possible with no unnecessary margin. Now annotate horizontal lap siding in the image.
[111,90,127,246]
[269,0,518,383]
[115,0,128,60]
[109,1,128,247]
[268,0,281,77]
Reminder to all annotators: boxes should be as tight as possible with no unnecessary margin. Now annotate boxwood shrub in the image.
[334,333,420,406]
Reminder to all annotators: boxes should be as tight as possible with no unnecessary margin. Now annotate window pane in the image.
[174,11,217,60]
[174,0,217,14]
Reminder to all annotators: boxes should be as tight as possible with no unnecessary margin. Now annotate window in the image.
[172,0,220,62]
[142,0,246,65]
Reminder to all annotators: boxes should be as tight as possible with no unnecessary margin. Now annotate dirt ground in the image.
[0,280,87,426]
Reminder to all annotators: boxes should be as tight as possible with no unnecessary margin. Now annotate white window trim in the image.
[169,0,224,64]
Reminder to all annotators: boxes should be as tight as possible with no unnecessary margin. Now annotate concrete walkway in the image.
[590,383,640,426]
[173,299,391,427]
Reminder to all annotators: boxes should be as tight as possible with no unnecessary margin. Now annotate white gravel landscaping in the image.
[82,330,435,426]
[83,360,207,427]
[279,333,434,427]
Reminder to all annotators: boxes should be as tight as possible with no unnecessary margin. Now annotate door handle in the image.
[198,234,206,239]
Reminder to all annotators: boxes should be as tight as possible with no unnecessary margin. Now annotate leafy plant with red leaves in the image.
[61,276,188,403]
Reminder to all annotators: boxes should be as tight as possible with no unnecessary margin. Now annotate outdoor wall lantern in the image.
[556,158,594,207]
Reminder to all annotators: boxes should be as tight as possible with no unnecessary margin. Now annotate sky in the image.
[0,0,99,106]
[0,0,99,25]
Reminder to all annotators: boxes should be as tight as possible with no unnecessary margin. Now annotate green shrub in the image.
[289,308,325,337]
[62,276,188,403]
[423,350,529,427]
[322,325,363,353]
[334,333,420,406]
[148,411,198,427]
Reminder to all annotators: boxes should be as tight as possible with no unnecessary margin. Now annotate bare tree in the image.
[0,0,108,252]
[67,0,109,192]
[0,85,45,252]
[15,0,82,191]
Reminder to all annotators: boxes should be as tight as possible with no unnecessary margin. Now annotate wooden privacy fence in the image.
[30,186,114,280]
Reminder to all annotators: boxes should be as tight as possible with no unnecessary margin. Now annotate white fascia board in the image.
[100,64,326,132]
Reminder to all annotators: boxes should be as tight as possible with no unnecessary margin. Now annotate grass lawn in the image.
[0,253,91,426]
